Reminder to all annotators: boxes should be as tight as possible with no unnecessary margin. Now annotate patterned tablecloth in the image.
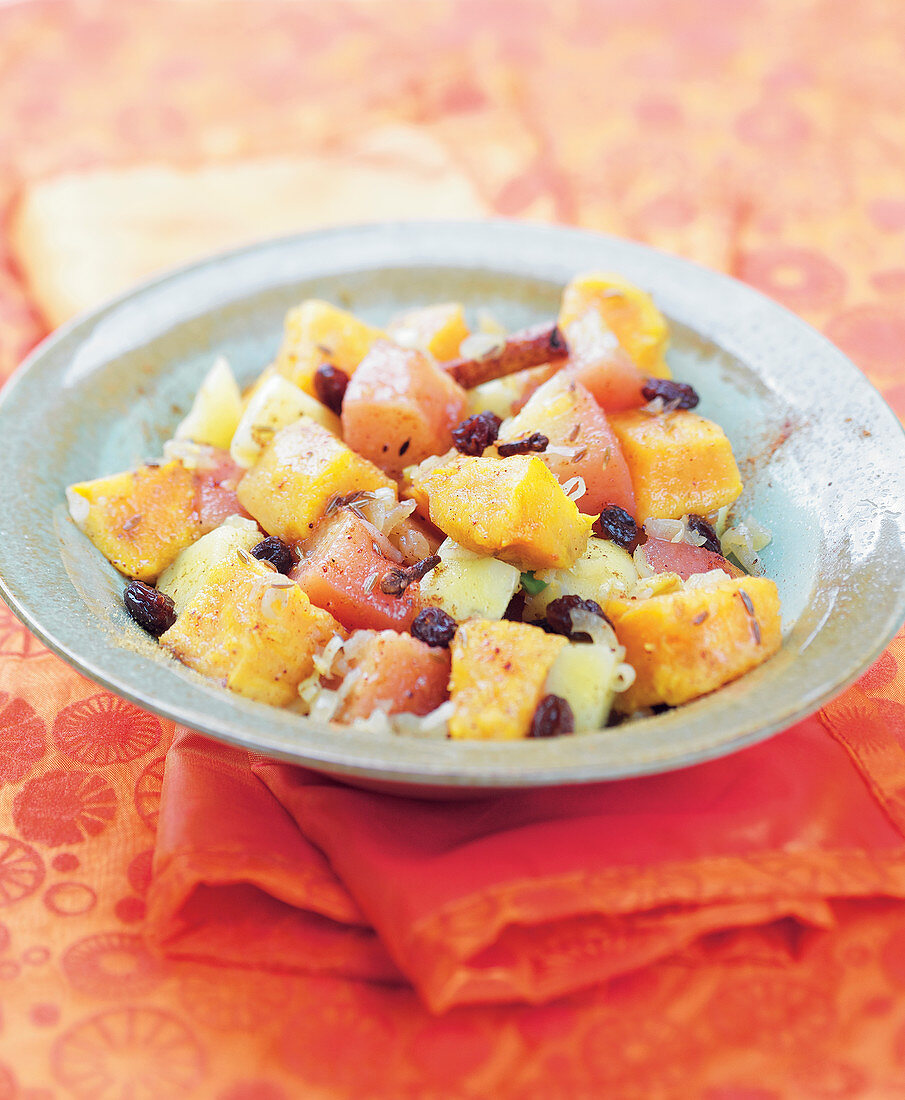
[1,2,905,1097]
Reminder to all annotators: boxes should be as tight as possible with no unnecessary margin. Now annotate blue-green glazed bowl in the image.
[0,221,903,792]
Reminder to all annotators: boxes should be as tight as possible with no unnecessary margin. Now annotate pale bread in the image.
[10,126,490,326]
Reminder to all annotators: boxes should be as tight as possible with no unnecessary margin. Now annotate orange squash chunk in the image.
[275,300,384,396]
[388,303,469,361]
[415,455,593,571]
[342,341,468,479]
[449,620,567,740]
[160,553,341,707]
[608,409,742,522]
[237,417,394,541]
[559,271,671,378]
[67,460,202,582]
[336,631,451,720]
[607,576,781,712]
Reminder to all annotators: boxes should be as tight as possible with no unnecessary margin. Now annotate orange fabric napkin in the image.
[149,705,905,1013]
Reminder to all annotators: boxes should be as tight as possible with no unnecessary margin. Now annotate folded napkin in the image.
[148,678,905,1013]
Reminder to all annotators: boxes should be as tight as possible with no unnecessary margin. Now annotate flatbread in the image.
[10,126,490,326]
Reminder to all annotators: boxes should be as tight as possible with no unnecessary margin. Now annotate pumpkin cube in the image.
[606,575,782,712]
[67,460,202,582]
[236,416,394,541]
[449,620,567,740]
[275,299,384,396]
[415,455,593,571]
[608,409,743,522]
[388,302,470,361]
[341,341,468,478]
[559,271,671,378]
[160,552,341,707]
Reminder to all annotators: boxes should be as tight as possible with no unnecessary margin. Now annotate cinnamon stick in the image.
[442,322,568,389]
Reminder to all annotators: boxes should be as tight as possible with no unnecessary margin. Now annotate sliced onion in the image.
[645,517,685,543]
[633,545,653,579]
[684,569,730,591]
[162,438,220,471]
[640,396,681,417]
[391,326,425,351]
[613,662,636,693]
[682,524,708,548]
[357,515,404,563]
[562,476,587,502]
[392,526,432,565]
[313,633,346,677]
[570,609,618,649]
[387,700,455,739]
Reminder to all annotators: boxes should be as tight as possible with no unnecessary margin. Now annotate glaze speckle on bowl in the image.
[1,221,903,791]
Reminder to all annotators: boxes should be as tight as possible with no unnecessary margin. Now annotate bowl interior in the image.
[1,221,903,790]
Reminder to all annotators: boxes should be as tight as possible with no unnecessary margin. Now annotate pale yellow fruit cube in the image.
[418,539,520,622]
[525,538,638,619]
[175,356,243,450]
[544,642,623,731]
[157,516,261,613]
[230,373,340,468]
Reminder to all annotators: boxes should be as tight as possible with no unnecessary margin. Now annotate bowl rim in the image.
[1,218,904,789]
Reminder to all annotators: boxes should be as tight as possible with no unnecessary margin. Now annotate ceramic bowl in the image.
[1,221,903,792]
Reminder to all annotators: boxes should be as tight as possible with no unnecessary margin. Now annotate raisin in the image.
[497,432,549,457]
[545,595,611,641]
[411,607,457,648]
[379,555,441,596]
[502,588,527,622]
[686,513,722,555]
[641,377,700,409]
[123,580,176,637]
[452,411,502,456]
[314,362,349,414]
[594,504,646,552]
[251,536,294,574]
[529,694,575,737]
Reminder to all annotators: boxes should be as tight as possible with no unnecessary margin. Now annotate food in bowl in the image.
[65,272,781,739]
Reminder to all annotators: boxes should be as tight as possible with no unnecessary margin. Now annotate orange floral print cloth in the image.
[2,1,905,1097]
